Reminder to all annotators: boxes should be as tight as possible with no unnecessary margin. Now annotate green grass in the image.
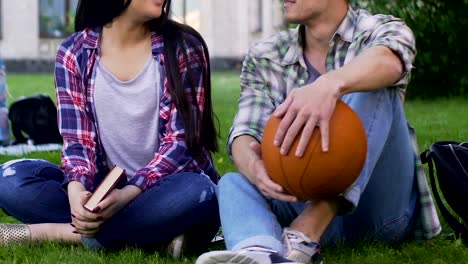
[1,72,467,263]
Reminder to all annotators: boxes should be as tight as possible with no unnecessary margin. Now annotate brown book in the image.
[84,165,126,212]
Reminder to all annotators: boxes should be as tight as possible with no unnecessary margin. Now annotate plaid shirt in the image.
[228,6,441,240]
[55,27,219,192]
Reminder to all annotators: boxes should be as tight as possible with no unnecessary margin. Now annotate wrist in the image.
[321,72,347,97]
[121,185,142,201]
[67,181,86,194]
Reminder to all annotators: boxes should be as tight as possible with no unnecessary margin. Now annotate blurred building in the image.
[0,0,284,72]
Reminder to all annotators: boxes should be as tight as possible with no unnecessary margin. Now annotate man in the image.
[197,0,441,263]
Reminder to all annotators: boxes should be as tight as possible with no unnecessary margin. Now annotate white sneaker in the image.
[282,228,323,264]
[196,246,299,264]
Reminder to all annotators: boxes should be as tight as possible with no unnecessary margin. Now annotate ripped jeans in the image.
[0,159,220,250]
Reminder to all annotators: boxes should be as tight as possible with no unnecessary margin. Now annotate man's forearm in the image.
[231,135,260,183]
[326,46,404,96]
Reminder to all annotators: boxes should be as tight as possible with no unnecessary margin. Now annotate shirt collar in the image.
[333,5,357,43]
[281,5,357,66]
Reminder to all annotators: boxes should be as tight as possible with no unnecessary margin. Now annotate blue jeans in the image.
[220,88,418,254]
[0,159,220,250]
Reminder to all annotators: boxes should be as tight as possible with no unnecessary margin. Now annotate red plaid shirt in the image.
[55,27,219,191]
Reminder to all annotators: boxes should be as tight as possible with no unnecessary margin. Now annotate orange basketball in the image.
[261,100,367,201]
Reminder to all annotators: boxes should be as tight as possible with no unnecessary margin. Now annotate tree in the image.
[353,0,468,99]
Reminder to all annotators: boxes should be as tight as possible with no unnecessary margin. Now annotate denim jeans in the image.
[219,88,418,254]
[0,159,220,250]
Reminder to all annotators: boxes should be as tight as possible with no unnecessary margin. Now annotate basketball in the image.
[261,100,367,201]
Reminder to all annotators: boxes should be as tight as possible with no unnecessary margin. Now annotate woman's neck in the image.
[103,16,151,48]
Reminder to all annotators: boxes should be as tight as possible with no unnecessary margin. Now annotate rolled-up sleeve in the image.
[362,19,416,87]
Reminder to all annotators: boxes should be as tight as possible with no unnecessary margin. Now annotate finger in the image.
[257,161,283,193]
[72,208,101,222]
[76,229,99,238]
[280,112,309,155]
[295,117,319,157]
[273,94,293,118]
[94,195,115,215]
[80,191,92,205]
[274,108,297,147]
[73,219,104,232]
[319,119,330,152]
[264,187,298,203]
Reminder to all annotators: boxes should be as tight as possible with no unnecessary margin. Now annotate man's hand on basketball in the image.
[249,141,298,202]
[273,75,342,157]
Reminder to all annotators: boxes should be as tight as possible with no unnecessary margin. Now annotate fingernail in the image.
[295,150,303,157]
[86,192,92,196]
[274,140,279,146]
[70,223,75,228]
[280,148,286,155]
[92,206,101,213]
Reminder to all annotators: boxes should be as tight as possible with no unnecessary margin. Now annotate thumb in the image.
[80,191,92,206]
[249,141,262,157]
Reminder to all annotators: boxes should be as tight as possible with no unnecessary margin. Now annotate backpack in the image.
[8,94,62,145]
[421,141,468,239]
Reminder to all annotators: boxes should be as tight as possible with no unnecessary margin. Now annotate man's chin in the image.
[284,15,302,25]
[285,18,302,25]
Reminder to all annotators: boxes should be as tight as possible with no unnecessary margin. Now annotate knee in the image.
[341,88,399,114]
[0,159,59,184]
[218,172,252,195]
[0,159,35,179]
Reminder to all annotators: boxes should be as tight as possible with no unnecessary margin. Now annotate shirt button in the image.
[299,79,305,85]
[329,41,335,47]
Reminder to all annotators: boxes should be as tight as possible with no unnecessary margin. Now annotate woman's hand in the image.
[93,185,142,220]
[67,181,103,237]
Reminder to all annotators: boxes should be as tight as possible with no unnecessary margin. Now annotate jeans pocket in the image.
[372,211,412,242]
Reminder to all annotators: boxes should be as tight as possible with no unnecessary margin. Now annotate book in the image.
[84,165,126,212]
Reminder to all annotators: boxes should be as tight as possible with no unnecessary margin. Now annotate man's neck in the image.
[303,2,348,55]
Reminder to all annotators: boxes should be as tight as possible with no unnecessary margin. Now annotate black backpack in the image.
[421,141,468,240]
[8,94,62,145]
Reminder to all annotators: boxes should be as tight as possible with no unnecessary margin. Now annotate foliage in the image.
[352,0,468,99]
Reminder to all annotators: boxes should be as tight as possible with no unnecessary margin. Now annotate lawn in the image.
[0,72,467,263]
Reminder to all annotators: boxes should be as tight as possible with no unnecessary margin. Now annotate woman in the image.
[0,0,220,258]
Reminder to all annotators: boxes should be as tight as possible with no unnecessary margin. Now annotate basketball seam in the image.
[297,129,322,200]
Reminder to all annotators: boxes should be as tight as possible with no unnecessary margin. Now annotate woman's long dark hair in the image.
[75,0,218,157]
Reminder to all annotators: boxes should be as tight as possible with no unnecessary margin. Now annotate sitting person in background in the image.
[0,54,10,146]
[0,0,220,259]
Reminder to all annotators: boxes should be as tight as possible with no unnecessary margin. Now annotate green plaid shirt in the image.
[228,6,441,240]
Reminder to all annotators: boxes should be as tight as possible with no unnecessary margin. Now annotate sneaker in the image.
[167,234,185,259]
[282,228,323,264]
[196,246,300,264]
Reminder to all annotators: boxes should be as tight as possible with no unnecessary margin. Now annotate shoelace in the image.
[284,228,313,245]
[283,228,321,255]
